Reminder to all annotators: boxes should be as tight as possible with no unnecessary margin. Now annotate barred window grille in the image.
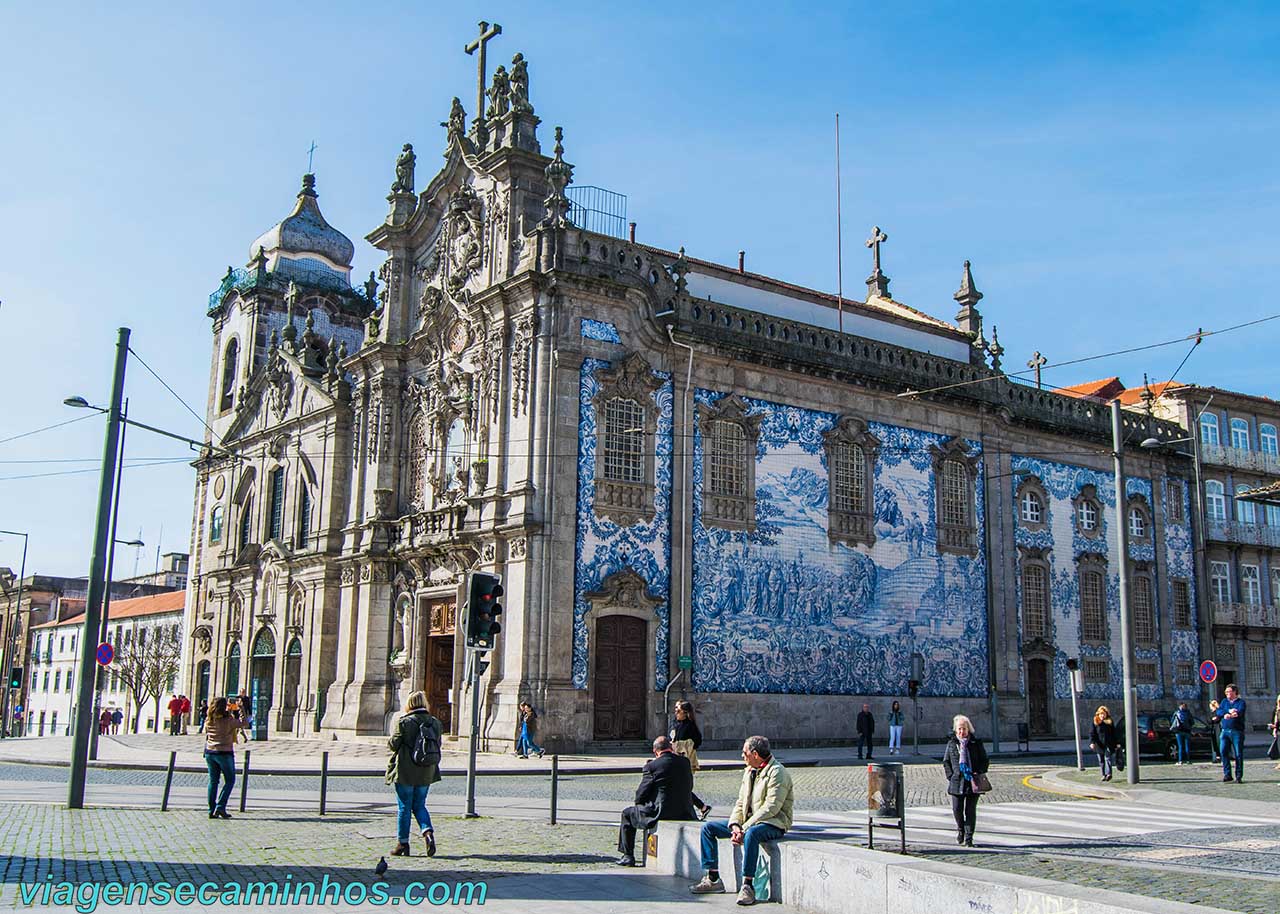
[831,442,865,513]
[709,421,748,497]
[1273,568,1280,607]
[941,459,969,528]
[1172,580,1191,628]
[1084,659,1109,684]
[1022,564,1048,639]
[1020,490,1042,524]
[1081,571,1106,642]
[1246,644,1267,693]
[602,397,646,484]
[1136,662,1158,684]
[1176,662,1195,685]
[1132,576,1155,644]
[407,412,429,508]
[1167,481,1184,523]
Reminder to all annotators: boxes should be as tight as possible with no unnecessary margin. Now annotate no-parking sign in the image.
[95,642,114,666]
[1198,660,1217,684]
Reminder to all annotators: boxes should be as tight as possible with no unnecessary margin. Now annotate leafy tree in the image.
[112,624,181,733]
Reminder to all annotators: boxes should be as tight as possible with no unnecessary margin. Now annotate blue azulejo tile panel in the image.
[1163,477,1201,700]
[689,390,988,697]
[571,359,673,691]
[580,319,622,344]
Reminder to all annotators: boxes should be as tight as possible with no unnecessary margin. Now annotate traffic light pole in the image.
[464,649,481,818]
[0,530,28,738]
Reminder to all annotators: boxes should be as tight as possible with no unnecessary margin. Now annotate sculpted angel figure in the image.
[509,53,532,113]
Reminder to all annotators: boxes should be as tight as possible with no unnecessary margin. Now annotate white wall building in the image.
[27,591,186,737]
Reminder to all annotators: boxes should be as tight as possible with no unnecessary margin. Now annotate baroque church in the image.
[183,32,1200,750]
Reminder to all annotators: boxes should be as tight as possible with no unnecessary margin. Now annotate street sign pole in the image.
[1067,661,1084,771]
[464,649,482,818]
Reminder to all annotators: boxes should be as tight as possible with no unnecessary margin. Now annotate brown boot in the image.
[391,843,410,857]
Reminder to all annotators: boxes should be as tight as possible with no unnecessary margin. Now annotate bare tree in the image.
[113,625,182,733]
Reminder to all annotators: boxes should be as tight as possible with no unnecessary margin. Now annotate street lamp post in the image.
[1111,400,1140,785]
[0,530,29,738]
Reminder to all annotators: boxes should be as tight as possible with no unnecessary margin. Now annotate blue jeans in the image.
[204,751,236,813]
[700,821,785,885]
[1096,748,1113,778]
[1220,730,1244,780]
[394,783,433,843]
[516,724,543,757]
[1174,732,1191,763]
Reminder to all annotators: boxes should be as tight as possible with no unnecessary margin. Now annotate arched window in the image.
[1021,562,1049,640]
[709,420,748,497]
[602,397,646,483]
[1020,489,1043,524]
[296,484,311,549]
[225,642,241,694]
[1235,484,1256,523]
[1230,418,1251,451]
[1131,573,1155,644]
[1205,480,1226,521]
[238,497,254,550]
[219,339,239,412]
[1200,412,1220,447]
[1262,424,1279,456]
[941,459,969,529]
[1079,566,1107,643]
[1077,499,1098,532]
[251,627,276,658]
[405,410,429,511]
[209,506,224,544]
[1128,504,1148,539]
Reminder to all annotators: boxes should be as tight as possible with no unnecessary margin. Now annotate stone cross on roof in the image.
[865,226,890,299]
[465,21,502,135]
[1027,351,1047,389]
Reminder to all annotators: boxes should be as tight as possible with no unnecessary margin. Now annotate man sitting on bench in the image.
[616,735,699,866]
[691,734,794,906]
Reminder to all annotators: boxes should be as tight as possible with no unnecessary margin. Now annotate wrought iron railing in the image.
[567,185,628,239]
[1211,601,1280,629]
[1201,443,1280,476]
[1205,518,1280,548]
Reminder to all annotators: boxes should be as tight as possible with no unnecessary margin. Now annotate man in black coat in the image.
[617,736,699,866]
[856,703,876,760]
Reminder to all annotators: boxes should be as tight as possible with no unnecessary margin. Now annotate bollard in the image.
[160,750,176,812]
[239,749,250,813]
[550,754,559,825]
[319,751,329,816]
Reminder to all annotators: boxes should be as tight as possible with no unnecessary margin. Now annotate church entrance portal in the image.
[421,598,457,733]
[249,628,276,725]
[592,615,646,741]
[1027,658,1051,736]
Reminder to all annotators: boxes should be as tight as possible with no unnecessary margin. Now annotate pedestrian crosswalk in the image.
[803,801,1280,848]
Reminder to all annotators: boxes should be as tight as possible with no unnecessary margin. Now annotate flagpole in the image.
[835,112,844,335]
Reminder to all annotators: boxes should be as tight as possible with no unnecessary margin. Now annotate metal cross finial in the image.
[865,226,888,273]
[1027,351,1048,389]
[307,141,318,173]
[465,21,503,133]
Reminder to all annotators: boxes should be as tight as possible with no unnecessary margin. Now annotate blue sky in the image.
[2,2,1279,575]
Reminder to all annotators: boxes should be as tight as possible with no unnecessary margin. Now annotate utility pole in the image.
[464,650,485,817]
[1111,399,1140,785]
[89,401,129,762]
[68,328,130,808]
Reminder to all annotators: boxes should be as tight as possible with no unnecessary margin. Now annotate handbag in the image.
[970,772,992,794]
[1267,737,1279,761]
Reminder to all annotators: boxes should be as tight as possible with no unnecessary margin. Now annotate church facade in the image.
[182,37,1199,750]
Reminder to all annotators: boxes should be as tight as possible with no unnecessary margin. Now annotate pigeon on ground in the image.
[374,856,388,877]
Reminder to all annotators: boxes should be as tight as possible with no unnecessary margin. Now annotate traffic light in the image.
[907,679,919,699]
[8,668,21,690]
[465,572,504,650]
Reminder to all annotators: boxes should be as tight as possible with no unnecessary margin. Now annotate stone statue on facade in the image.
[392,143,416,194]
[509,53,532,114]
[486,65,511,119]
[443,97,467,145]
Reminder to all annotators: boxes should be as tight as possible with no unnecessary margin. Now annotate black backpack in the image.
[410,715,441,768]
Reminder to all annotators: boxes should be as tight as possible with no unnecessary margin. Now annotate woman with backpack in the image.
[1089,706,1119,781]
[1170,703,1193,765]
[387,690,442,857]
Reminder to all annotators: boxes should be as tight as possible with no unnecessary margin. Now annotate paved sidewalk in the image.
[0,731,1080,774]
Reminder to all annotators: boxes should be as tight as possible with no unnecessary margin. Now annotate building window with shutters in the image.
[931,437,979,557]
[1200,412,1220,447]
[592,353,660,526]
[1172,580,1191,628]
[1235,484,1257,524]
[824,416,880,548]
[1261,423,1278,456]
[700,394,760,532]
[1205,480,1227,521]
[1079,556,1108,643]
[1131,571,1155,645]
[1230,417,1251,451]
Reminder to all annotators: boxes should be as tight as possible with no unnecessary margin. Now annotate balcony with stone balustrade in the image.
[1205,518,1280,548]
[1200,443,1280,476]
[1211,601,1280,630]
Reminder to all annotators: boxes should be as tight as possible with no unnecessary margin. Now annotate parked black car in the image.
[1115,713,1215,760]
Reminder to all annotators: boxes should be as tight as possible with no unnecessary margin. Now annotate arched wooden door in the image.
[592,615,647,741]
[1027,658,1052,736]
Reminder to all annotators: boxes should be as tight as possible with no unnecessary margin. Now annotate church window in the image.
[1261,423,1278,456]
[1235,484,1256,524]
[1131,572,1155,644]
[941,461,968,528]
[1084,659,1109,684]
[268,468,285,542]
[1020,490,1042,524]
[591,353,660,526]
[238,497,254,551]
[225,643,241,694]
[1166,479,1184,524]
[1205,480,1226,521]
[602,397,646,484]
[1021,562,1049,641]
[1230,418,1251,451]
[443,417,468,494]
[1176,661,1195,686]
[700,394,760,532]
[932,439,978,557]
[1172,579,1191,628]
[405,410,429,511]
[1200,412,1220,447]
[1074,485,1102,537]
[1127,502,1148,540]
[1135,662,1157,685]
[1015,476,1049,532]
[824,417,879,548]
[296,485,311,549]
[209,506,223,544]
[1080,565,1107,643]
[219,339,239,413]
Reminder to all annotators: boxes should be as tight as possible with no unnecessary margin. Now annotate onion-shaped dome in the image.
[249,174,354,270]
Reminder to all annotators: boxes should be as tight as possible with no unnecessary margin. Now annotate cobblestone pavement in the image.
[1061,756,1280,803]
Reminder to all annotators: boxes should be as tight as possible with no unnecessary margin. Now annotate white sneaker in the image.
[736,885,757,906]
[690,876,725,895]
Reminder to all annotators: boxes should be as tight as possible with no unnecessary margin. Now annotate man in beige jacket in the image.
[690,735,794,906]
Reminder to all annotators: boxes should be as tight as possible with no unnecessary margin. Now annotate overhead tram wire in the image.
[128,346,228,450]
[0,412,97,447]
[0,457,193,483]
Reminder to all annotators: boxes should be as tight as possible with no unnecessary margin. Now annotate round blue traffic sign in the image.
[1198,660,1217,684]
[96,642,114,666]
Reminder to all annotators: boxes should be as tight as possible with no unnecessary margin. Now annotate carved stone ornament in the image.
[444,185,484,295]
[586,568,662,612]
[264,350,294,421]
[373,487,395,520]
[341,565,356,585]
[509,536,527,559]
[481,541,497,563]
[511,312,538,417]
[193,625,212,655]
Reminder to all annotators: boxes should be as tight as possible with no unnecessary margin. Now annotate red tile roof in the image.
[34,589,185,629]
[1052,377,1127,401]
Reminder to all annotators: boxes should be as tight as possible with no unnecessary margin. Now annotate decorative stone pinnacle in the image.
[283,281,299,346]
[541,126,573,228]
[326,336,340,380]
[1141,372,1156,416]
[253,246,268,274]
[363,270,378,303]
[673,247,690,296]
[988,325,1004,373]
[299,173,317,198]
[954,260,983,307]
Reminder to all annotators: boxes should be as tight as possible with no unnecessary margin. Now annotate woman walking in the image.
[887,701,905,755]
[670,700,712,820]
[204,697,246,819]
[515,701,545,759]
[1089,706,1119,781]
[941,714,989,846]
[387,690,442,857]
[1268,695,1280,771]
[1170,703,1193,765]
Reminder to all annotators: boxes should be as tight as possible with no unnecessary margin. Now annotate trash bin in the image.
[867,761,904,819]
